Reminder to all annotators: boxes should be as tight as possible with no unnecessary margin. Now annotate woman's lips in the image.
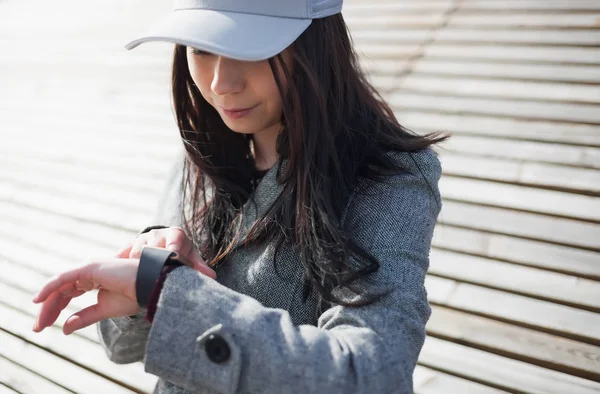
[221,105,256,119]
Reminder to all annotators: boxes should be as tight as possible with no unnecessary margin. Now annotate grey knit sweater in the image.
[97,148,442,394]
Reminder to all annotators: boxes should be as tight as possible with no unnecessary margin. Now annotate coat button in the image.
[205,334,230,363]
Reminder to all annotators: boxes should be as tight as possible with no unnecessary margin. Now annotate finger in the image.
[129,236,148,259]
[33,283,76,332]
[63,304,105,335]
[115,243,133,258]
[33,265,92,304]
[190,249,217,279]
[165,227,192,255]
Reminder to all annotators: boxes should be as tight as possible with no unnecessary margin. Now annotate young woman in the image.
[32,0,448,392]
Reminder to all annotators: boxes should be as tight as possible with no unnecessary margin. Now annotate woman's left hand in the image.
[32,257,142,335]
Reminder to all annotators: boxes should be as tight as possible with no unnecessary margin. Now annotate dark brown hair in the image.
[171,14,448,311]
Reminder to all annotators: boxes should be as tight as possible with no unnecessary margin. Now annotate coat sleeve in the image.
[143,149,442,393]
[96,153,186,364]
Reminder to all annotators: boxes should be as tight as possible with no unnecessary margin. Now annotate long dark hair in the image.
[171,14,448,310]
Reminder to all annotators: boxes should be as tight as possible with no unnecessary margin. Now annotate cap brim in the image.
[124,9,311,61]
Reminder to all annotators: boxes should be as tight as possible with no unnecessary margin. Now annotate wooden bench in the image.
[1,0,599,392]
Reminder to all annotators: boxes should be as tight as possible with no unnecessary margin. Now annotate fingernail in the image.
[32,293,39,303]
[166,244,177,251]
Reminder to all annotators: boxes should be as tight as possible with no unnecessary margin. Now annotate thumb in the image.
[115,243,133,258]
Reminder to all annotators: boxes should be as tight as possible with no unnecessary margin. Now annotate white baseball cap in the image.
[125,0,344,61]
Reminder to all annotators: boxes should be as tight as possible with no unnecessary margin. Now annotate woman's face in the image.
[186,47,293,136]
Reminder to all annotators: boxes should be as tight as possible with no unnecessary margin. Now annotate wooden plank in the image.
[353,43,425,60]
[448,13,600,29]
[411,59,600,84]
[414,365,509,394]
[430,249,600,310]
[0,179,153,231]
[390,92,600,124]
[0,385,19,394]
[344,1,454,14]
[0,154,169,194]
[440,153,600,194]
[432,225,600,280]
[0,202,135,257]
[433,28,600,46]
[460,0,600,12]
[439,200,600,250]
[439,176,600,221]
[424,44,600,65]
[440,135,600,169]
[0,300,157,394]
[344,13,447,28]
[397,111,600,146]
[426,275,600,343]
[0,356,70,394]
[427,305,600,382]
[0,329,136,394]
[350,29,432,43]
[398,74,600,104]
[420,336,600,394]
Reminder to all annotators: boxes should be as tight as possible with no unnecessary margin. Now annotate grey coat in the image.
[97,148,442,394]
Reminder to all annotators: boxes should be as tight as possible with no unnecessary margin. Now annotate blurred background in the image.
[1,0,599,393]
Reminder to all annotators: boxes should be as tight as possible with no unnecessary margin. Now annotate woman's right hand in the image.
[116,227,217,279]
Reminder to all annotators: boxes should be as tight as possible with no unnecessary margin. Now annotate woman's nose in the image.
[211,56,245,96]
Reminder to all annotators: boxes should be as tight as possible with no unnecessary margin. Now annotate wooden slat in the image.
[439,200,600,250]
[390,92,600,124]
[448,13,600,29]
[460,0,600,12]
[0,296,157,394]
[0,356,70,394]
[424,44,600,65]
[344,13,447,28]
[0,180,153,231]
[398,111,600,146]
[419,336,600,394]
[433,28,600,46]
[398,74,600,104]
[427,305,600,382]
[414,365,509,394]
[0,329,135,394]
[426,276,600,344]
[439,176,600,221]
[411,59,600,84]
[440,153,600,194]
[0,384,19,394]
[432,225,600,280]
[430,249,600,311]
[440,135,600,169]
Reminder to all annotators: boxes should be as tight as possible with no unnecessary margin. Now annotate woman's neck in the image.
[251,124,280,171]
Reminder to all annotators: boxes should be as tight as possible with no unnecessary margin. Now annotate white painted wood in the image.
[411,59,600,84]
[420,336,600,394]
[432,225,600,279]
[0,356,70,394]
[390,92,600,124]
[398,111,600,146]
[430,249,600,310]
[426,276,600,342]
[439,176,600,221]
[0,329,136,394]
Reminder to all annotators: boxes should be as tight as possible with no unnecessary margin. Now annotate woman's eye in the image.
[191,48,211,56]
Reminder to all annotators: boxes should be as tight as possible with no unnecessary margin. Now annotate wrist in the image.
[136,247,183,309]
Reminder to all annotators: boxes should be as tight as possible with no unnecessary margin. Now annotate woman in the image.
[32,0,448,392]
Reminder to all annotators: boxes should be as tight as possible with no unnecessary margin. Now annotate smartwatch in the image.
[136,246,184,309]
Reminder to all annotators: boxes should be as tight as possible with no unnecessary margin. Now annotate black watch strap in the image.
[138,225,169,236]
[136,246,182,308]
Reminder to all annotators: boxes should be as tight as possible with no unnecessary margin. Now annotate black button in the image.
[205,334,230,363]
